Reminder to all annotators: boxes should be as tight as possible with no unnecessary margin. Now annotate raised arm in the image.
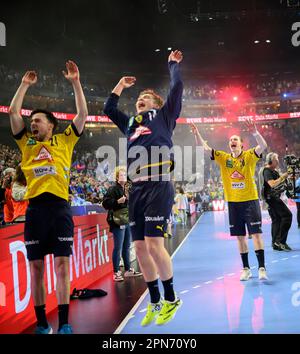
[103,77,136,134]
[9,71,37,135]
[63,60,88,135]
[191,122,212,152]
[112,76,136,97]
[163,50,184,119]
[245,118,267,156]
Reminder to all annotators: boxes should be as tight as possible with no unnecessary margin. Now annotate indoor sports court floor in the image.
[23,207,300,334]
[117,207,300,334]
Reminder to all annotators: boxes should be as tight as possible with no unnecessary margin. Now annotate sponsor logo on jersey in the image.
[129,125,152,141]
[230,170,245,180]
[135,115,143,124]
[226,159,233,168]
[26,137,37,146]
[128,116,135,128]
[231,182,245,189]
[33,146,53,162]
[33,165,56,177]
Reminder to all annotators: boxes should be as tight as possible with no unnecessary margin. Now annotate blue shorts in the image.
[129,181,174,241]
[228,199,262,236]
[24,199,74,261]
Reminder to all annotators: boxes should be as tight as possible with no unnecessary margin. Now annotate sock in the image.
[162,277,175,302]
[240,253,250,269]
[146,279,161,304]
[34,305,48,328]
[255,249,265,268]
[58,304,69,330]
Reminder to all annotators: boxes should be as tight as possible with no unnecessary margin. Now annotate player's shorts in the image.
[129,181,174,241]
[228,199,262,236]
[24,198,74,261]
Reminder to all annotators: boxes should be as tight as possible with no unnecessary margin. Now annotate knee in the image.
[147,244,161,259]
[135,242,147,257]
[55,260,69,279]
[30,262,44,279]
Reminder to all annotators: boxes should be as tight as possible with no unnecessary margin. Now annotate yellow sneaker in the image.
[141,301,163,326]
[155,298,182,325]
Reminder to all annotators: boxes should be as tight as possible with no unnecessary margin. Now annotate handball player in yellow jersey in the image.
[192,119,269,281]
[9,61,88,334]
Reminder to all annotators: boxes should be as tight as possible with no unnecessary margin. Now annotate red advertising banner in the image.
[0,213,113,334]
[1,105,300,124]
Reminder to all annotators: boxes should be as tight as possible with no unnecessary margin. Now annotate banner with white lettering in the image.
[0,214,113,334]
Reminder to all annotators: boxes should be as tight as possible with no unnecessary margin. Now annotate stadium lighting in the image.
[254,40,260,44]
[233,96,238,102]
[266,39,271,43]
[155,48,161,52]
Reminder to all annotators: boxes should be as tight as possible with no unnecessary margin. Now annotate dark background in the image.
[1,0,300,80]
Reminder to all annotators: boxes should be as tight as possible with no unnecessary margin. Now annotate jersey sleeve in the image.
[211,150,228,165]
[103,93,129,135]
[59,123,82,148]
[160,61,183,130]
[13,128,30,152]
[245,148,261,165]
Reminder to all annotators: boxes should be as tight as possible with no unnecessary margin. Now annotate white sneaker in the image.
[124,268,143,277]
[258,267,268,280]
[240,267,252,281]
[113,271,124,282]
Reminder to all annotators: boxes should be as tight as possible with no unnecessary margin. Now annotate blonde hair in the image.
[139,89,164,108]
[114,166,127,182]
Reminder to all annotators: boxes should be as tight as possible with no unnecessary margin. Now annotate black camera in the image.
[283,155,300,169]
[283,154,300,199]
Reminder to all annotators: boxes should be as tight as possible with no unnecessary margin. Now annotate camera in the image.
[283,155,300,170]
[283,154,300,199]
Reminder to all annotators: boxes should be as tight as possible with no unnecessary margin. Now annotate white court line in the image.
[139,308,147,313]
[180,290,189,294]
[193,285,201,289]
[292,255,299,258]
[227,273,235,276]
[204,280,213,284]
[216,276,224,280]
[272,260,279,263]
[250,266,256,269]
[114,213,204,334]
[281,258,289,261]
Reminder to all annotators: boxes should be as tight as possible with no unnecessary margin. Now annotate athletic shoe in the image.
[258,267,268,280]
[113,271,124,282]
[274,242,288,251]
[155,298,182,325]
[283,243,292,251]
[124,268,143,277]
[248,235,252,239]
[273,243,283,251]
[57,324,73,334]
[141,301,163,326]
[35,324,53,334]
[240,267,252,281]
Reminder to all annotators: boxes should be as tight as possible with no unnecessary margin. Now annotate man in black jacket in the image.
[261,152,292,251]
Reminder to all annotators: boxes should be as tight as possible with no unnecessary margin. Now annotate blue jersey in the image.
[104,61,183,181]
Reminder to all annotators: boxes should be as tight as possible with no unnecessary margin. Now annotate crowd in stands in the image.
[2,64,300,118]
[1,115,300,224]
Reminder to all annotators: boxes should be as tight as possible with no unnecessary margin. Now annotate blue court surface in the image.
[116,207,300,334]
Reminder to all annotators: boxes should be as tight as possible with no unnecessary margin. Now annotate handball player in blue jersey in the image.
[104,50,183,326]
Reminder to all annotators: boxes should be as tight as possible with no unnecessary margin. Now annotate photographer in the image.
[262,152,292,251]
